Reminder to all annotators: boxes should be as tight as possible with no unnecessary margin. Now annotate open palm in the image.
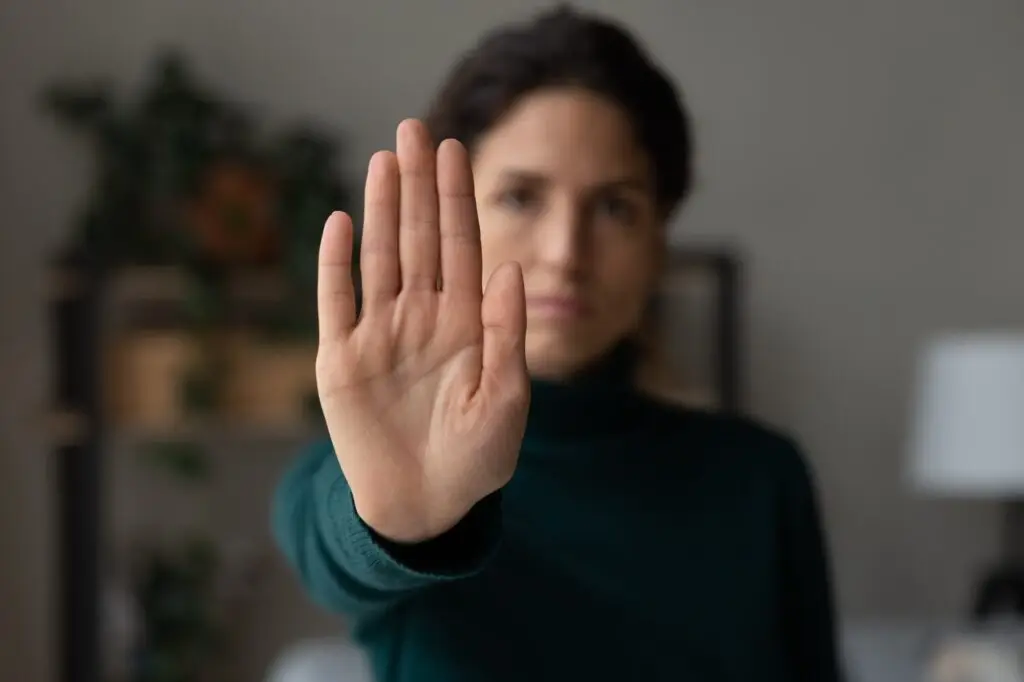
[315,119,529,543]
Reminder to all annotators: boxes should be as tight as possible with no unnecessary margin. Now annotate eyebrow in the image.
[497,169,650,192]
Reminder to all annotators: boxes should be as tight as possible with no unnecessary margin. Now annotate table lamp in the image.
[907,332,1024,619]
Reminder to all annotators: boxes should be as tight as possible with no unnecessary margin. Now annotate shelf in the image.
[47,409,91,448]
[48,268,88,301]
[42,410,324,448]
[47,265,295,305]
[109,267,289,303]
[110,419,325,447]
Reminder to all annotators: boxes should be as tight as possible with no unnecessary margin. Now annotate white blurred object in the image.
[928,637,1024,682]
[267,624,1024,682]
[101,581,140,682]
[265,637,372,682]
[908,333,1024,497]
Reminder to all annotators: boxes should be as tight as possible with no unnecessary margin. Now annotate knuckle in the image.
[403,273,440,292]
[402,213,438,230]
[315,345,351,384]
[314,347,333,377]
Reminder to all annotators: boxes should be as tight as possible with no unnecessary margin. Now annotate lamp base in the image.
[972,565,1024,620]
[972,500,1024,620]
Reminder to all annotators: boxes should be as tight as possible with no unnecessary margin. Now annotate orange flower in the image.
[187,160,280,266]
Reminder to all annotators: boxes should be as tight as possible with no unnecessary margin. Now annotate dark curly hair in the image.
[424,6,694,217]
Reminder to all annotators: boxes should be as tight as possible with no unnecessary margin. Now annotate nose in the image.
[534,201,589,276]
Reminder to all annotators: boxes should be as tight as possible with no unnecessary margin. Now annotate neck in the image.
[524,341,646,443]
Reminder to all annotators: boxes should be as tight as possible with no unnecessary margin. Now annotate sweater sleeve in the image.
[777,440,843,682]
[271,440,503,621]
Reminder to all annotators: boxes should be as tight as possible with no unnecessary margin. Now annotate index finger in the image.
[317,211,356,343]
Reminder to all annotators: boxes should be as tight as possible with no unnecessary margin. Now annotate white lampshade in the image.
[907,332,1024,498]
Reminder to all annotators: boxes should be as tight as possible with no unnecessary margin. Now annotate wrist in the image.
[353,494,471,545]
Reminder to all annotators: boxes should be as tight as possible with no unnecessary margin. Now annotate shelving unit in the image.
[47,246,743,682]
[50,252,105,682]
[47,251,322,682]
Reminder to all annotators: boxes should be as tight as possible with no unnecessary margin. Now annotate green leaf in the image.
[41,83,112,129]
[139,441,211,483]
[181,273,225,330]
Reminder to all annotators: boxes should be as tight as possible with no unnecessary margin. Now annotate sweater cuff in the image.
[317,457,502,593]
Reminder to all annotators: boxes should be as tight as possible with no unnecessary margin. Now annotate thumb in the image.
[480,261,527,382]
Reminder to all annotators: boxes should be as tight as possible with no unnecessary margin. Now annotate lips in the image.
[525,294,590,319]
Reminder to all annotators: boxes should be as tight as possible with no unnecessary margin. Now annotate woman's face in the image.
[472,88,664,380]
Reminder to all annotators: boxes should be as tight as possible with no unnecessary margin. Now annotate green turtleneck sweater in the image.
[272,349,841,681]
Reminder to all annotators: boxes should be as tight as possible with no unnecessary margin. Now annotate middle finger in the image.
[397,119,440,293]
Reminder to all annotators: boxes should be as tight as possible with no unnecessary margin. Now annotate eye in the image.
[497,186,540,212]
[594,194,637,225]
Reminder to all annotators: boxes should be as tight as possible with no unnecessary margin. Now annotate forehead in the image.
[471,88,651,187]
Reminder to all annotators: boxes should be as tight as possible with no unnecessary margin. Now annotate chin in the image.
[525,330,605,380]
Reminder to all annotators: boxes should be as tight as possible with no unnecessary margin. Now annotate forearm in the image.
[272,441,502,620]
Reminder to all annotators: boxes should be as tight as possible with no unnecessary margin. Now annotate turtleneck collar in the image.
[524,341,648,444]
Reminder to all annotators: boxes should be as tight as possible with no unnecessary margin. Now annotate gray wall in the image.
[3,0,1024,679]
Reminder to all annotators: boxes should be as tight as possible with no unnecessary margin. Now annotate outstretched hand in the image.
[315,119,530,543]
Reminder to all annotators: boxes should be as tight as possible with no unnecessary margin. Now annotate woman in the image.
[273,7,840,681]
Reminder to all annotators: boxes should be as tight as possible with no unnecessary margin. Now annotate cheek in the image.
[592,245,660,331]
[607,280,650,333]
[598,244,657,303]
[477,211,525,287]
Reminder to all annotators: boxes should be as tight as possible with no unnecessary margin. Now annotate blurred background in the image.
[2,0,1024,681]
